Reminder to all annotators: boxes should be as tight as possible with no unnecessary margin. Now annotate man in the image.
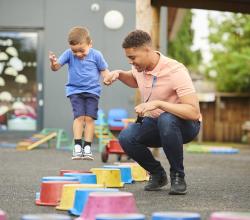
[108,30,201,194]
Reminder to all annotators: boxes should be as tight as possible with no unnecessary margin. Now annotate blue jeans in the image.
[118,112,201,177]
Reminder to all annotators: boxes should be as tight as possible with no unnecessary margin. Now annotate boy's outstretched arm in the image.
[49,51,61,71]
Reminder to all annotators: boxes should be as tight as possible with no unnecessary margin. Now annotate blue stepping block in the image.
[21,214,71,220]
[64,173,97,184]
[96,214,145,220]
[152,212,201,220]
[210,148,239,154]
[69,188,119,216]
[41,176,78,182]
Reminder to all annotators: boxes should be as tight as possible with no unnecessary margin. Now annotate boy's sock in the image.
[83,141,91,148]
[74,139,82,148]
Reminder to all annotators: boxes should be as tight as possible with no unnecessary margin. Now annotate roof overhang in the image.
[152,0,250,14]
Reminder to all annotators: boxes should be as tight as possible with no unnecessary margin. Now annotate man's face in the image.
[70,42,92,59]
[124,46,150,72]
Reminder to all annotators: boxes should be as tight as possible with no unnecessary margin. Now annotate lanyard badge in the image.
[136,75,157,124]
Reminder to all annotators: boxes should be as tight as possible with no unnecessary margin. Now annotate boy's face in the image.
[70,42,92,59]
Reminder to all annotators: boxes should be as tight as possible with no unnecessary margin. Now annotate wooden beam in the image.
[152,0,250,14]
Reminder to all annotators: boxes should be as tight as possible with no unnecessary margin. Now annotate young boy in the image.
[49,26,111,160]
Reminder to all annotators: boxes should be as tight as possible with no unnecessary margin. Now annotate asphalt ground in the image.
[0,142,249,220]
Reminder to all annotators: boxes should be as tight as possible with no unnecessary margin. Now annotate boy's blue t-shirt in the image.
[58,48,108,97]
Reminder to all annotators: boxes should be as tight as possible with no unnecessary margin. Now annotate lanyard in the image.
[143,74,157,103]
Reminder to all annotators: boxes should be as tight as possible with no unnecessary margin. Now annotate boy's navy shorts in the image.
[68,92,99,120]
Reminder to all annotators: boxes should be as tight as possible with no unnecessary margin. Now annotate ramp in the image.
[16,132,57,151]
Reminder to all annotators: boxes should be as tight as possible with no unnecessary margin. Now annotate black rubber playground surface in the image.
[0,143,249,220]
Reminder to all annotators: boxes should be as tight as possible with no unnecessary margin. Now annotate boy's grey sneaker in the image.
[83,145,94,160]
[72,144,84,160]
[169,172,187,195]
[144,171,168,191]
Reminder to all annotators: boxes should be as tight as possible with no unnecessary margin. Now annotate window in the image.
[0,32,38,131]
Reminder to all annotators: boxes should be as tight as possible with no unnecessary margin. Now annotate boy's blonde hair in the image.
[68,26,91,45]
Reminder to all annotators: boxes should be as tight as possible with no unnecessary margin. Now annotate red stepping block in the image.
[35,181,78,206]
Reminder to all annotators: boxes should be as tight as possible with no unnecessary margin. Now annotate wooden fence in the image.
[199,93,250,142]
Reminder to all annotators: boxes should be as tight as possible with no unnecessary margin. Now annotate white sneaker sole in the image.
[82,155,94,160]
[72,155,83,160]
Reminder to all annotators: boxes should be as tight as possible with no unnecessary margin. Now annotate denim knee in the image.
[158,113,180,134]
[118,129,132,151]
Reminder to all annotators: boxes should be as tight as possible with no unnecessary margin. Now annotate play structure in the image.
[101,139,126,163]
[95,109,134,162]
[16,128,72,151]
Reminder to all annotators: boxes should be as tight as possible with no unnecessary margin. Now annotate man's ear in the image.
[144,45,151,52]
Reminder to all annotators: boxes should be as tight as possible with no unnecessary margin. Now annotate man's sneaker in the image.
[169,172,187,195]
[144,171,168,191]
[72,144,83,160]
[83,145,94,160]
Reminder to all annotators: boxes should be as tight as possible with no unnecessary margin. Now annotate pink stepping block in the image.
[35,181,79,206]
[76,192,138,220]
[210,212,250,220]
[0,210,7,220]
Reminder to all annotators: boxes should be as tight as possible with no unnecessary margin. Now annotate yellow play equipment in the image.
[16,128,73,151]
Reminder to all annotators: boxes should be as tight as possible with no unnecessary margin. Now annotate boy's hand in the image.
[49,51,61,71]
[103,70,120,85]
[49,51,58,64]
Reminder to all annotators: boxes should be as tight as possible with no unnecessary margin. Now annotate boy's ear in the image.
[89,40,93,48]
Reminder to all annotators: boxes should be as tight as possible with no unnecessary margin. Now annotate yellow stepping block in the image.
[56,184,103,211]
[90,168,124,188]
[114,162,149,181]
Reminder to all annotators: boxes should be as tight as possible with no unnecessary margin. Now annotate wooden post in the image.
[135,0,153,106]
[151,3,161,50]
[136,0,161,158]
[215,94,223,141]
[136,0,152,33]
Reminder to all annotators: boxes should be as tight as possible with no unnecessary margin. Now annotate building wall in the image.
[0,0,136,136]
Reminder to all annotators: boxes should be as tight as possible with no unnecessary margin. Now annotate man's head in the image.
[68,26,92,59]
[122,30,153,72]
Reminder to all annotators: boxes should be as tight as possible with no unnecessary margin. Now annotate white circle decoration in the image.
[91,3,100,12]
[12,101,26,110]
[0,77,5,86]
[6,47,18,57]
[0,63,4,74]
[4,67,18,77]
[0,52,8,61]
[15,74,28,84]
[104,10,124,30]
[0,106,9,115]
[9,57,24,71]
[0,91,12,102]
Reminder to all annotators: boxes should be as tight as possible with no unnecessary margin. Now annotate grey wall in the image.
[0,0,136,136]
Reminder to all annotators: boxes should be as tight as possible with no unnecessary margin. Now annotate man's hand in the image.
[103,70,120,86]
[135,101,159,116]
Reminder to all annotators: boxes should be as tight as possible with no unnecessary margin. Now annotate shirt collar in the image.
[144,51,162,76]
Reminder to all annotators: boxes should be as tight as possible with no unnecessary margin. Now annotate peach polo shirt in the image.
[132,52,196,118]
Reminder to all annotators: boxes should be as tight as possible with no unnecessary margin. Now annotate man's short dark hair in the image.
[122,30,152,48]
